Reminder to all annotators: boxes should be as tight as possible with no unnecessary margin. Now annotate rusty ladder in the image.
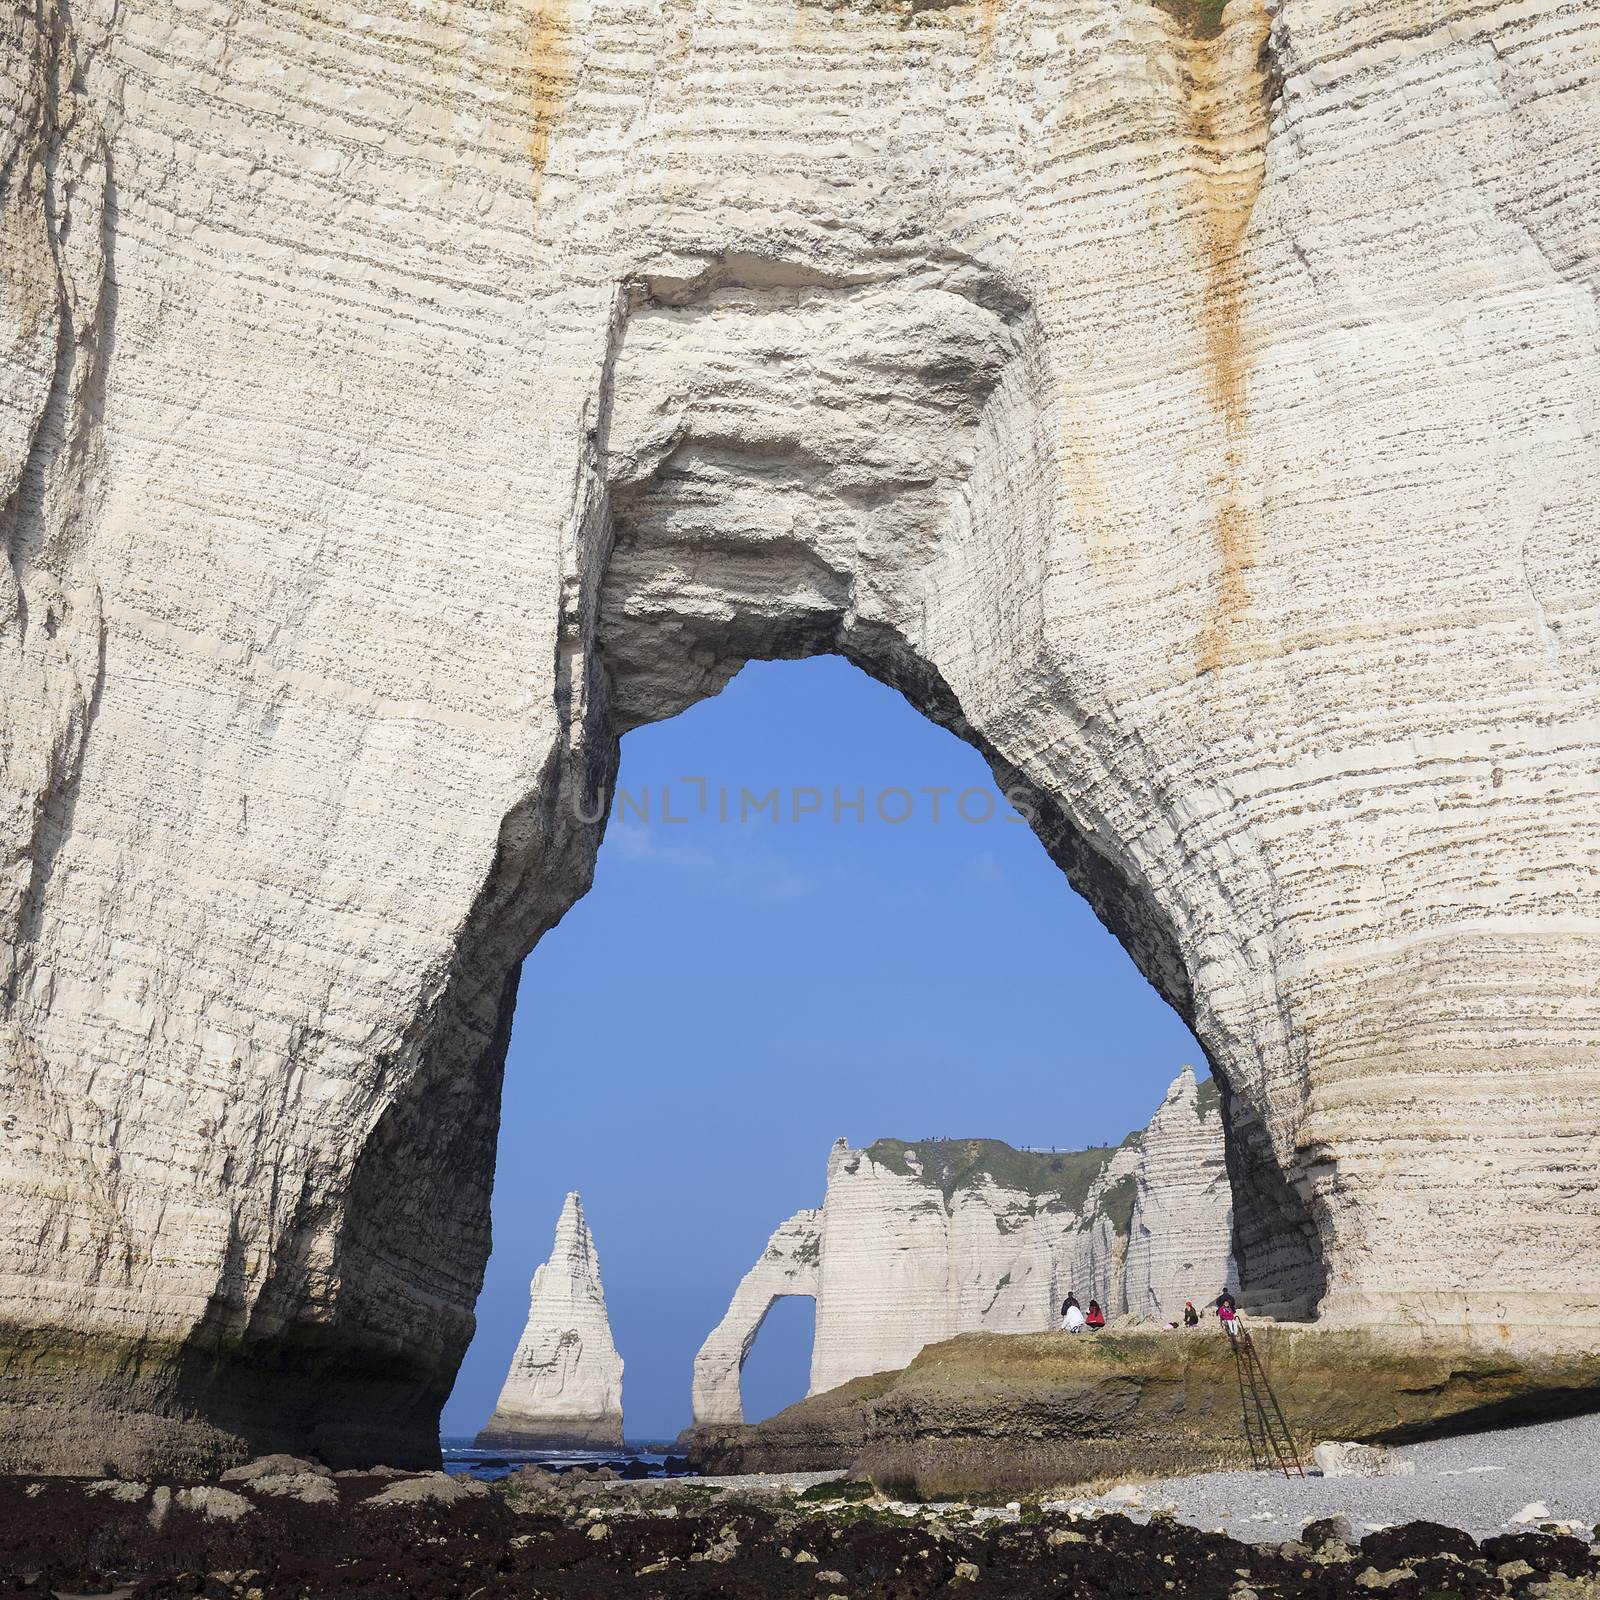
[1230,1314,1305,1479]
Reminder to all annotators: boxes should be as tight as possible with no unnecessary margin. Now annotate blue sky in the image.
[440,655,1204,1442]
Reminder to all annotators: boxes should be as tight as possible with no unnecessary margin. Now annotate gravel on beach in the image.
[1063,1409,1600,1543]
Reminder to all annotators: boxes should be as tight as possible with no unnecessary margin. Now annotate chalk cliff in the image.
[475,1194,624,1450]
[1125,1068,1237,1321]
[2,0,1597,1472]
[693,1069,1234,1424]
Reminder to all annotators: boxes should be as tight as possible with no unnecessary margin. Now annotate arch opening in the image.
[441,654,1227,1446]
[741,1296,817,1427]
[566,255,1330,1322]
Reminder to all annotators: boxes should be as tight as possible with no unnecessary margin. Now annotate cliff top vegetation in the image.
[864,1133,1139,1213]
[1153,0,1231,40]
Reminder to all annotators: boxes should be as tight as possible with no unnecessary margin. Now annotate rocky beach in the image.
[6,1416,1600,1600]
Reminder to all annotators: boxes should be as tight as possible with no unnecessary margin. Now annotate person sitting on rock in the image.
[1183,1300,1200,1328]
[1085,1299,1106,1330]
[1215,1287,1238,1339]
[1060,1293,1085,1333]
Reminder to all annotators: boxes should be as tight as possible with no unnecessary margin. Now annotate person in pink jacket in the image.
[1215,1287,1239,1340]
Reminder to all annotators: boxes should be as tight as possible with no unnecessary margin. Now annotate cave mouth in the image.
[441,653,1220,1445]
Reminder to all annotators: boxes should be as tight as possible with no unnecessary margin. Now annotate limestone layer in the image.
[1124,1069,1238,1323]
[694,1069,1234,1425]
[475,1193,624,1451]
[686,1328,1600,1494]
[1,0,1597,1472]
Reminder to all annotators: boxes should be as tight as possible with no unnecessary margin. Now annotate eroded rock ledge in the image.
[687,1328,1600,1496]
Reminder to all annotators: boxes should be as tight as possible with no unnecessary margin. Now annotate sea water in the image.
[440,1437,678,1482]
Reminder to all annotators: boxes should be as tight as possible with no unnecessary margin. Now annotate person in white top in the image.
[1060,1293,1086,1333]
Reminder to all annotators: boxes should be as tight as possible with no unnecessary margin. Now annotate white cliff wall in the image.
[3,0,1596,1473]
[1066,1142,1147,1321]
[809,1141,969,1396]
[1124,1068,1238,1320]
[477,1193,624,1449]
[696,1071,1233,1410]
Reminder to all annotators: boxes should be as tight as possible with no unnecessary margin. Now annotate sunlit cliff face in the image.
[2,0,1597,1473]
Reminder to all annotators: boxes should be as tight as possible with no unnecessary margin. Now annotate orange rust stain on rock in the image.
[1198,488,1253,669]
[976,0,1003,53]
[1180,0,1271,673]
[526,0,573,218]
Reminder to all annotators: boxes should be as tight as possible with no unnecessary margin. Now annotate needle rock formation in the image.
[2,0,1597,1473]
[475,1194,624,1451]
[693,1069,1234,1425]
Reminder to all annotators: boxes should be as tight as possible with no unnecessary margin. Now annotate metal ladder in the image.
[1230,1315,1305,1479]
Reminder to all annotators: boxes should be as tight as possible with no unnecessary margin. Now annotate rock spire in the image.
[476,1193,624,1450]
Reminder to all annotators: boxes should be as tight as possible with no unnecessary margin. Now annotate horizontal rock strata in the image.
[687,1327,1600,1495]
[475,1193,624,1450]
[1124,1069,1237,1322]
[2,0,1596,1470]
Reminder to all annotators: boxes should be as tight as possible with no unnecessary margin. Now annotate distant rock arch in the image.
[693,1070,1238,1425]
[692,1211,823,1428]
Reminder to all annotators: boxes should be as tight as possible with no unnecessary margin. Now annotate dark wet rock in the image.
[1482,1532,1596,1577]
[4,1471,1599,1599]
[1360,1520,1480,1567]
[1408,1553,1503,1595]
[1304,1515,1358,1551]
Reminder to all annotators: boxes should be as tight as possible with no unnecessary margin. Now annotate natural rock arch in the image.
[586,257,1328,1321]
[693,1211,823,1429]
[1,0,1596,1475]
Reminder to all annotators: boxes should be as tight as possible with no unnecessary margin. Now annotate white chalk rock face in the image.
[2,0,1598,1472]
[1123,1069,1238,1321]
[1312,1441,1416,1479]
[476,1194,623,1450]
[695,1070,1234,1419]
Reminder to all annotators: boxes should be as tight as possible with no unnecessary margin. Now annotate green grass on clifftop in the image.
[1151,0,1230,39]
[864,1135,1138,1214]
